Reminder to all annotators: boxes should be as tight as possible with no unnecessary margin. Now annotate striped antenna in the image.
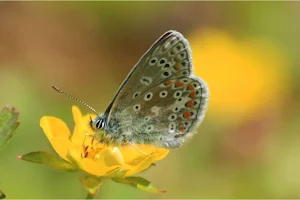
[51,85,98,115]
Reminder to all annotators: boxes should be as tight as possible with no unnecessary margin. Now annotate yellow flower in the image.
[189,29,288,122]
[41,105,169,177]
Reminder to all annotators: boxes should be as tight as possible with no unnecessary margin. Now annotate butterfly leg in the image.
[129,143,149,156]
[82,133,94,145]
[81,133,94,158]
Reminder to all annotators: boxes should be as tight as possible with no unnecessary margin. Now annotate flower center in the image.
[81,137,105,159]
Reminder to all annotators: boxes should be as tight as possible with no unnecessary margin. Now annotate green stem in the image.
[85,192,94,199]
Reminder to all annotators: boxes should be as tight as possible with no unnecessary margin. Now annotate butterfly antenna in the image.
[51,85,98,114]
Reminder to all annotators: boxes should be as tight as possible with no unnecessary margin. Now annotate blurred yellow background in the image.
[0,1,299,198]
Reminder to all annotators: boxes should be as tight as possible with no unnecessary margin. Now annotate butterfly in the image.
[53,30,209,149]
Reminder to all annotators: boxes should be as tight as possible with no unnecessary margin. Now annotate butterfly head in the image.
[90,115,106,131]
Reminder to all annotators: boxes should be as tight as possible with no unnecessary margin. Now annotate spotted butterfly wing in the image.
[103,30,209,148]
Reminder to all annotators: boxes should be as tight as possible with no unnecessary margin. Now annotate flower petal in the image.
[49,106,170,178]
[71,123,90,146]
[152,147,170,161]
[100,147,125,166]
[71,107,97,145]
[49,138,73,161]
[124,146,169,176]
[72,106,82,125]
[67,145,125,177]
[80,158,122,177]
[119,144,169,164]
[40,116,71,161]
[125,153,156,176]
[40,116,70,138]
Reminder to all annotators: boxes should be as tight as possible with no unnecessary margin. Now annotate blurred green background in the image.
[0,1,299,198]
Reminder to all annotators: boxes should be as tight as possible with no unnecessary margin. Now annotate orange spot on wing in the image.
[179,121,185,132]
[164,80,172,86]
[175,80,184,88]
[189,91,197,99]
[185,100,195,108]
[175,63,182,70]
[187,83,195,90]
[183,111,191,119]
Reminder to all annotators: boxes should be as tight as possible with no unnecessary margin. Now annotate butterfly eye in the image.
[96,121,101,128]
[93,119,104,130]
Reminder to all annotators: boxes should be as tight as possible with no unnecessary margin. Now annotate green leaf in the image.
[19,151,77,172]
[0,106,20,148]
[104,167,128,178]
[0,189,5,199]
[79,175,103,197]
[112,176,165,193]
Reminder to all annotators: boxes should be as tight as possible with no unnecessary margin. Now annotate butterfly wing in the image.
[104,30,209,148]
